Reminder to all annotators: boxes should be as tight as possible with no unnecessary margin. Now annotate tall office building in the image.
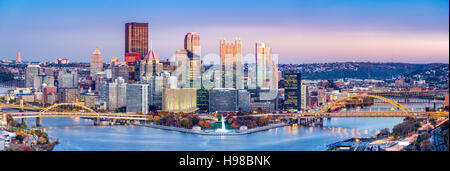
[209,88,250,112]
[25,65,40,88]
[107,78,127,111]
[90,47,103,78]
[284,72,301,111]
[140,50,162,80]
[16,51,22,63]
[162,88,197,113]
[126,83,149,114]
[112,64,130,82]
[220,39,243,89]
[125,52,141,82]
[184,32,202,88]
[125,22,149,59]
[58,70,78,88]
[256,42,278,90]
[184,32,201,59]
[301,84,310,111]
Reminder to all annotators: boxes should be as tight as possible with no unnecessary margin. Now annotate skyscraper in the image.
[140,50,162,80]
[256,42,278,90]
[284,72,301,111]
[125,52,141,82]
[301,84,310,111]
[126,83,149,114]
[184,32,201,60]
[125,22,149,59]
[184,32,202,88]
[25,65,40,88]
[90,47,103,78]
[220,39,243,89]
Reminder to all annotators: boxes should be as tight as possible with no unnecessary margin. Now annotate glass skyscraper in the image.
[284,72,301,111]
[125,22,149,59]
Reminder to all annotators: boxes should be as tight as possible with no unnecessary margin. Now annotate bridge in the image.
[2,92,449,128]
[346,90,448,99]
[250,112,449,119]
[323,94,413,113]
[248,94,449,124]
[0,99,42,111]
[3,101,148,127]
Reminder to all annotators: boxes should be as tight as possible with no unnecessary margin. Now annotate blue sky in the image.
[0,0,448,63]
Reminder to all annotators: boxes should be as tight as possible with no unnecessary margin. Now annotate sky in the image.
[0,0,448,64]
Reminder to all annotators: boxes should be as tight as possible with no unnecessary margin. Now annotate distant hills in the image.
[279,62,449,81]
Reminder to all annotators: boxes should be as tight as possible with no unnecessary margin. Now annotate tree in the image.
[180,118,191,128]
[147,115,153,121]
[153,116,160,122]
[191,116,200,126]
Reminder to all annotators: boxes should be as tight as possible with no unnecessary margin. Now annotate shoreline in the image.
[136,122,289,136]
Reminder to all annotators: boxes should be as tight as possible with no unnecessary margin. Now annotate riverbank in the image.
[137,122,289,136]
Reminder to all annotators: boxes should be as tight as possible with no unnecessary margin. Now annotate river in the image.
[2,87,440,151]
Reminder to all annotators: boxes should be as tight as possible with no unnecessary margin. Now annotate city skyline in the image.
[0,0,449,64]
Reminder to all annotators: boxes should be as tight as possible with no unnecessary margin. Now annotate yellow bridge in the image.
[0,99,42,111]
[250,112,449,118]
[3,101,149,126]
[2,93,449,127]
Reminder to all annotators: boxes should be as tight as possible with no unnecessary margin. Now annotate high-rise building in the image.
[196,88,209,113]
[220,39,243,89]
[106,78,127,111]
[140,50,162,80]
[301,84,310,111]
[125,52,141,82]
[126,83,149,114]
[174,49,189,87]
[58,70,78,88]
[125,22,149,59]
[43,86,57,104]
[16,51,22,63]
[185,32,201,59]
[184,32,202,89]
[162,88,197,113]
[25,65,40,88]
[256,42,278,90]
[58,88,80,103]
[209,88,250,112]
[90,47,103,78]
[112,64,130,82]
[284,72,301,111]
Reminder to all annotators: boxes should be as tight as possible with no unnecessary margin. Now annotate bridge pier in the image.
[94,118,101,126]
[36,117,42,127]
[21,118,27,125]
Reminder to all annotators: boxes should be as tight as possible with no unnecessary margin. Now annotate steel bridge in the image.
[5,101,148,127]
[323,94,413,112]
[346,90,447,99]
[250,112,449,119]
[0,99,42,111]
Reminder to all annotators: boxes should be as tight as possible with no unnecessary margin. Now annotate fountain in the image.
[215,116,228,133]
